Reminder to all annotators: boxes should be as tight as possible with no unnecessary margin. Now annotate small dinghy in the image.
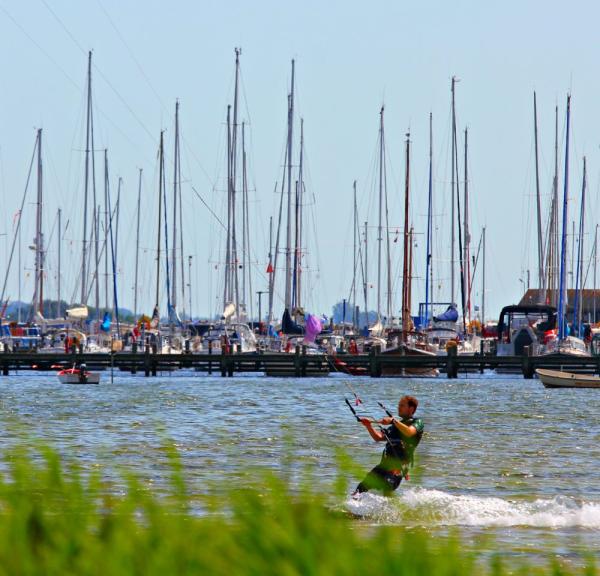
[57,364,100,385]
[536,368,600,389]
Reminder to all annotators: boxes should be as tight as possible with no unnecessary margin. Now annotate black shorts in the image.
[356,465,403,495]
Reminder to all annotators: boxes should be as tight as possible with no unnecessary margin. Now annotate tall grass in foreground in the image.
[0,444,595,576]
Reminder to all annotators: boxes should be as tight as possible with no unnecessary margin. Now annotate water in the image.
[1,369,599,563]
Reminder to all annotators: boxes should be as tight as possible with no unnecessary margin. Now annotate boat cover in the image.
[434,305,458,323]
[281,308,304,335]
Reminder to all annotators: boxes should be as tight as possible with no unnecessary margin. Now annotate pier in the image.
[1,346,600,379]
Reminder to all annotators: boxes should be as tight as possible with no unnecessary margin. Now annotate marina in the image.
[2,1,600,573]
[2,347,600,379]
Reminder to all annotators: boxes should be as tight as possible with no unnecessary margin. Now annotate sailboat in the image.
[543,95,589,358]
[197,49,257,355]
[380,132,438,377]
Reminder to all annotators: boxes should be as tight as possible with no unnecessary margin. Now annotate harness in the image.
[382,419,423,479]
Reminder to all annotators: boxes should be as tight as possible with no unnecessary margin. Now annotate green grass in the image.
[0,443,595,575]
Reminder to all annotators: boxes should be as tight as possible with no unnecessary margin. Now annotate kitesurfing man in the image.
[353,395,424,496]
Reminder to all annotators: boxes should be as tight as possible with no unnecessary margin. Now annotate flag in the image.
[266,262,274,274]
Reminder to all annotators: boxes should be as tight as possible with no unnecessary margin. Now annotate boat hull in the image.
[536,368,600,389]
[57,371,100,384]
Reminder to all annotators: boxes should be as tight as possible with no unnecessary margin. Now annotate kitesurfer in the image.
[353,395,424,496]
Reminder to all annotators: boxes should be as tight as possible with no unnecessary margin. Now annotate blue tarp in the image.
[100,312,111,332]
[433,305,458,323]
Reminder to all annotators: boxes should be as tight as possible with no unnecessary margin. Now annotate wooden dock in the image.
[1,346,600,379]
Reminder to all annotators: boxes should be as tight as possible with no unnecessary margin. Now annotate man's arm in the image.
[380,417,418,437]
[359,417,386,441]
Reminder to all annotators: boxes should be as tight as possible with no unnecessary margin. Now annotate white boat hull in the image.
[58,372,100,385]
[536,368,600,389]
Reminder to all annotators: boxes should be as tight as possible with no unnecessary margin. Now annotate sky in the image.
[0,0,598,322]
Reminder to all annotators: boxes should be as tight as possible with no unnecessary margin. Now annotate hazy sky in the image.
[0,0,598,321]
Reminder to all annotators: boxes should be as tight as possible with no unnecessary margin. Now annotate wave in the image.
[345,487,600,528]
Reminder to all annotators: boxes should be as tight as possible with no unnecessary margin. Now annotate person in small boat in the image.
[353,395,424,496]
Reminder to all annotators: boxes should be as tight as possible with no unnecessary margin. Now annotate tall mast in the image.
[115,178,121,287]
[172,100,180,314]
[81,51,93,305]
[241,121,249,317]
[33,128,44,318]
[155,132,164,311]
[557,95,571,340]
[552,105,559,305]
[104,149,109,311]
[482,226,486,324]
[363,221,369,328]
[464,127,471,323]
[401,132,411,343]
[292,118,304,307]
[573,156,586,336]
[231,48,241,317]
[594,225,598,324]
[450,77,457,306]
[242,122,253,321]
[57,208,61,318]
[284,59,295,313]
[224,105,232,308]
[455,127,466,334]
[106,151,120,336]
[377,106,384,321]
[267,212,274,322]
[424,113,433,327]
[134,169,142,319]
[533,92,545,300]
[353,180,358,328]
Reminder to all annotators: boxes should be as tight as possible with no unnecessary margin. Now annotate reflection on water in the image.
[1,370,599,560]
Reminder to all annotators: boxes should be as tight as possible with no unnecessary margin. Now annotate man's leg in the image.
[354,465,388,494]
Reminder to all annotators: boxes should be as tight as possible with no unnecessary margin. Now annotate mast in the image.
[81,51,92,305]
[106,150,120,336]
[573,156,586,337]
[188,255,193,321]
[33,128,44,318]
[482,226,486,324]
[294,119,304,309]
[464,127,471,323]
[424,113,433,328]
[594,225,598,324]
[172,100,180,315]
[155,132,164,312]
[134,168,142,318]
[401,132,411,343]
[552,105,560,305]
[353,180,358,328]
[231,48,241,318]
[284,59,295,313]
[533,92,545,300]
[224,105,232,308]
[364,221,369,328]
[57,208,61,318]
[455,125,467,334]
[104,149,109,311]
[450,77,457,306]
[267,212,274,322]
[377,106,384,321]
[241,121,252,319]
[557,95,571,340]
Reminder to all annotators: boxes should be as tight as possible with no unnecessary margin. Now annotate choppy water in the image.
[1,369,599,562]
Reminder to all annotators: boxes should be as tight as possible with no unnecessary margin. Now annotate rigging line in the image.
[0,3,81,91]
[93,0,214,188]
[94,0,164,108]
[40,0,158,147]
[0,136,38,307]
[190,186,227,232]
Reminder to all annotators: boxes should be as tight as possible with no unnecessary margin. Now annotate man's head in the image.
[398,395,418,418]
